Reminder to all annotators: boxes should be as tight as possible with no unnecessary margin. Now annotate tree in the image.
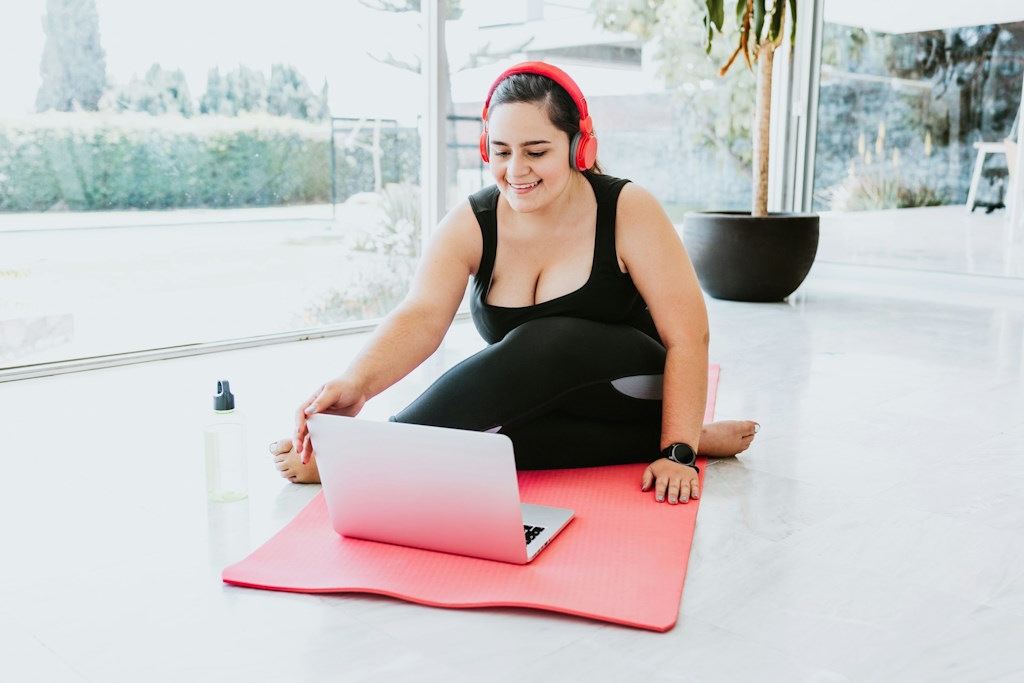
[36,0,108,112]
[199,67,232,115]
[225,65,269,114]
[701,0,796,217]
[360,0,532,200]
[361,1,530,82]
[267,64,321,120]
[592,0,756,176]
[892,25,1010,142]
[317,80,332,120]
[200,65,269,116]
[200,64,326,120]
[105,64,193,116]
[594,1,800,216]
[906,25,1002,97]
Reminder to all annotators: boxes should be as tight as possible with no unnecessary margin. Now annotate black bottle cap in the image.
[214,380,235,411]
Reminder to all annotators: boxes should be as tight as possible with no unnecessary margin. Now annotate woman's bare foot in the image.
[269,438,321,484]
[700,420,759,457]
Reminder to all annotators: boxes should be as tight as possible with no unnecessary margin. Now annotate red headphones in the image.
[479,61,598,172]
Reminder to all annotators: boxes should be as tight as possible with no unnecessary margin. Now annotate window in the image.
[813,18,1024,212]
[0,0,423,369]
[0,1,782,373]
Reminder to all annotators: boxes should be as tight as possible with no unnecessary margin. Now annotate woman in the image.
[271,62,757,506]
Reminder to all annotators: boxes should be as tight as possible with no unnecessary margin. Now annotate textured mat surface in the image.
[223,364,719,631]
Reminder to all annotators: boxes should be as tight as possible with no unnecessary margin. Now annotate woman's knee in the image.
[501,317,665,371]
[501,316,600,347]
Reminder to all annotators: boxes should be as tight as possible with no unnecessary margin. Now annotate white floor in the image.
[817,205,1024,278]
[3,213,1024,681]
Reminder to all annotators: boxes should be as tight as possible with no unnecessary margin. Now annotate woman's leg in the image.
[391,317,667,467]
[271,316,758,481]
[392,316,666,432]
[498,410,661,470]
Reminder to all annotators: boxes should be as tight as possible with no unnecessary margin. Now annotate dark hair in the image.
[488,72,603,176]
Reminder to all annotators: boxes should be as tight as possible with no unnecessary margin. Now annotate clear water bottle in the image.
[205,380,248,502]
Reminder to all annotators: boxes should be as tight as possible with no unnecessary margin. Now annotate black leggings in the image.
[391,317,666,470]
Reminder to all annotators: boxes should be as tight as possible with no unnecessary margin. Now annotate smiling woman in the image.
[273,61,759,506]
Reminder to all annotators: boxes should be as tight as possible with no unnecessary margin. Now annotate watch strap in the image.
[661,443,699,474]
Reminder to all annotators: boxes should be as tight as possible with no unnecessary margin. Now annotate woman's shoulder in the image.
[428,197,484,269]
[613,179,663,219]
[612,179,677,254]
[437,197,482,237]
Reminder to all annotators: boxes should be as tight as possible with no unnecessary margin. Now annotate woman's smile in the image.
[508,179,541,193]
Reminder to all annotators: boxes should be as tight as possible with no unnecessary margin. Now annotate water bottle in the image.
[204,380,248,502]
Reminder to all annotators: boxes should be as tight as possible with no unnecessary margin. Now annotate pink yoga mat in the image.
[223,364,719,632]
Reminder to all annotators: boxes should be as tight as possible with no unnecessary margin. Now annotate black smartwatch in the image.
[661,443,699,474]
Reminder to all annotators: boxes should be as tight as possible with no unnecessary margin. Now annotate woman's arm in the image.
[294,200,482,460]
[616,183,710,503]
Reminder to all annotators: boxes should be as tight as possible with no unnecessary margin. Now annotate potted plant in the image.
[682,0,820,302]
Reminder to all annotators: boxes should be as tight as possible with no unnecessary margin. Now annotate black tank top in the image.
[468,173,660,345]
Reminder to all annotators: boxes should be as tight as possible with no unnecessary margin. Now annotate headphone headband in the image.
[481,61,590,127]
[479,61,598,171]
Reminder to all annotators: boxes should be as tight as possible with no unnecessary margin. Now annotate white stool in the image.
[966,141,1009,212]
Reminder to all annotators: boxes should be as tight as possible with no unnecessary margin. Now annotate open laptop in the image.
[306,414,575,564]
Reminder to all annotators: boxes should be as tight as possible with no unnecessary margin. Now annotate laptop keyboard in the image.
[524,525,545,545]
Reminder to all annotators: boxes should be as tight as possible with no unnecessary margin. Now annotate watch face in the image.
[669,444,696,466]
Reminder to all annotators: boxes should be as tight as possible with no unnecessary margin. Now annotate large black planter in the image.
[682,211,820,302]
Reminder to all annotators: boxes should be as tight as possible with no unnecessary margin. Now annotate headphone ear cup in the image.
[568,133,581,170]
[479,132,489,163]
[575,133,598,171]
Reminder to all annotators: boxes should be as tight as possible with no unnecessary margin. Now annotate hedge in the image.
[0,112,419,211]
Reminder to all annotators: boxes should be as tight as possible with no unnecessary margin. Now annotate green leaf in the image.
[770,0,784,43]
[735,0,747,29]
[702,10,712,53]
[708,0,725,31]
[789,0,798,48]
[753,0,765,44]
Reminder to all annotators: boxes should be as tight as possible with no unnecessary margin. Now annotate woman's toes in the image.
[289,458,321,484]
[268,437,321,484]
[269,438,294,456]
[700,420,760,457]
[279,460,303,482]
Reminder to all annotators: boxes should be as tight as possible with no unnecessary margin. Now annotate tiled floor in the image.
[2,209,1023,682]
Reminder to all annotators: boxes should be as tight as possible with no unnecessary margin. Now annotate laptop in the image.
[306,414,575,564]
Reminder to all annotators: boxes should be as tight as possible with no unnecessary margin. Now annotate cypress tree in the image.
[36,0,108,112]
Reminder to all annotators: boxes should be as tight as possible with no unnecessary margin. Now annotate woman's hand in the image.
[293,377,368,464]
[641,458,700,504]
